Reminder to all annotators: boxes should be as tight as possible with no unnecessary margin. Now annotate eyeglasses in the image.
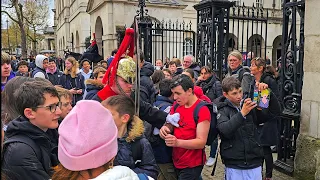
[61,102,72,107]
[35,102,62,113]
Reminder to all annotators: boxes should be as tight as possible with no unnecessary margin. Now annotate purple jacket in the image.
[1,71,16,91]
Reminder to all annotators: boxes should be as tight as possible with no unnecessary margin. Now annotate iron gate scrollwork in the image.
[274,0,305,176]
[194,0,233,80]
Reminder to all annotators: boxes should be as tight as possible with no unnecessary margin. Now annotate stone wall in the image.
[294,0,320,179]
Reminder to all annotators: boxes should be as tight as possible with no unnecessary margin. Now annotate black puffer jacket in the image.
[140,62,156,104]
[2,116,57,180]
[217,97,263,169]
[196,75,222,102]
[115,116,159,179]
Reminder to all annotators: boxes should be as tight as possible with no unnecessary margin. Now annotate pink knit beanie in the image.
[58,100,118,171]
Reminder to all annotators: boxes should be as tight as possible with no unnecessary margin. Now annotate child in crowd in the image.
[101,95,159,179]
[15,60,30,77]
[52,100,152,180]
[152,79,177,180]
[216,77,263,180]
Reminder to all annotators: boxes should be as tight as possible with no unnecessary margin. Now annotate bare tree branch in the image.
[1,4,14,8]
[1,10,19,24]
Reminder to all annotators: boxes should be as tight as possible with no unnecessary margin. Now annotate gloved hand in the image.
[166,113,180,127]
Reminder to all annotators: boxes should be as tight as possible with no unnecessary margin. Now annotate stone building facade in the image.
[38,26,55,52]
[54,0,284,65]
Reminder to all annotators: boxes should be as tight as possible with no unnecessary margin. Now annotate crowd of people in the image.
[1,29,282,180]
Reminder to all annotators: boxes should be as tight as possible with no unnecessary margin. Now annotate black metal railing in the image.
[229,3,269,61]
[148,20,195,64]
[274,0,305,176]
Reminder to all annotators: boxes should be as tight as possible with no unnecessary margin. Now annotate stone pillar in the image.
[294,0,320,179]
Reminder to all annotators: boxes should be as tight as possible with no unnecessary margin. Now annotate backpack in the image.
[173,101,218,146]
[131,139,143,166]
[2,134,51,174]
[237,66,251,82]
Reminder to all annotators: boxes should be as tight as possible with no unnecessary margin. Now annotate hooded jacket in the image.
[115,116,159,179]
[216,97,263,169]
[92,166,140,180]
[2,116,57,180]
[84,79,104,100]
[32,55,49,79]
[194,86,212,103]
[188,63,201,79]
[196,75,222,102]
[140,62,156,104]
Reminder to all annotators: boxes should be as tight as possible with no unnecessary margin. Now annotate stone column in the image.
[294,0,320,179]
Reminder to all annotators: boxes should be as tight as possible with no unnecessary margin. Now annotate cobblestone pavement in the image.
[201,146,297,180]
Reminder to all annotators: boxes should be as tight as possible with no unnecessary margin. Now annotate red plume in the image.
[91,33,96,46]
[102,28,135,85]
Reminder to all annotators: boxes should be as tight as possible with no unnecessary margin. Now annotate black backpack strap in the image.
[3,134,47,172]
[193,101,208,124]
[131,139,142,166]
[173,103,179,112]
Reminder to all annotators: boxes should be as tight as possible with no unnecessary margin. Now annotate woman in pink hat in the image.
[52,100,153,180]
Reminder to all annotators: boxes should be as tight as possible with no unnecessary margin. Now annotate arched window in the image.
[183,38,193,56]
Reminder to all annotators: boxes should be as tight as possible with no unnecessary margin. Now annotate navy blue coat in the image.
[152,96,174,164]
[84,79,104,100]
[47,69,63,85]
[114,116,159,179]
[140,62,156,104]
[59,72,85,106]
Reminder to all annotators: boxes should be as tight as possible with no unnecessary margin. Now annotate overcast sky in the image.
[1,0,54,28]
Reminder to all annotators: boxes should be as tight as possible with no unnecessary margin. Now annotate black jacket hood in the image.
[140,62,155,77]
[5,116,51,148]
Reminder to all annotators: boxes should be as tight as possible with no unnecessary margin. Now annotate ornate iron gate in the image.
[274,0,305,176]
[194,0,305,176]
[193,1,269,80]
[194,0,233,80]
[117,1,196,64]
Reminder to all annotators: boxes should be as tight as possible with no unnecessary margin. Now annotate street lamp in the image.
[6,19,10,54]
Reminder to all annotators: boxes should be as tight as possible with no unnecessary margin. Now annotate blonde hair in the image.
[55,86,72,99]
[172,58,181,66]
[1,52,11,65]
[228,50,242,62]
[64,57,79,78]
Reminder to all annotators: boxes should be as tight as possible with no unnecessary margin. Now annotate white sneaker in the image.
[205,157,216,166]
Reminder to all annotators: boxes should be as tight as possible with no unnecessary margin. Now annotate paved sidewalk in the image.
[201,146,296,180]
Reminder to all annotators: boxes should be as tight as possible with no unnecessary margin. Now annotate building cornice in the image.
[87,0,187,14]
